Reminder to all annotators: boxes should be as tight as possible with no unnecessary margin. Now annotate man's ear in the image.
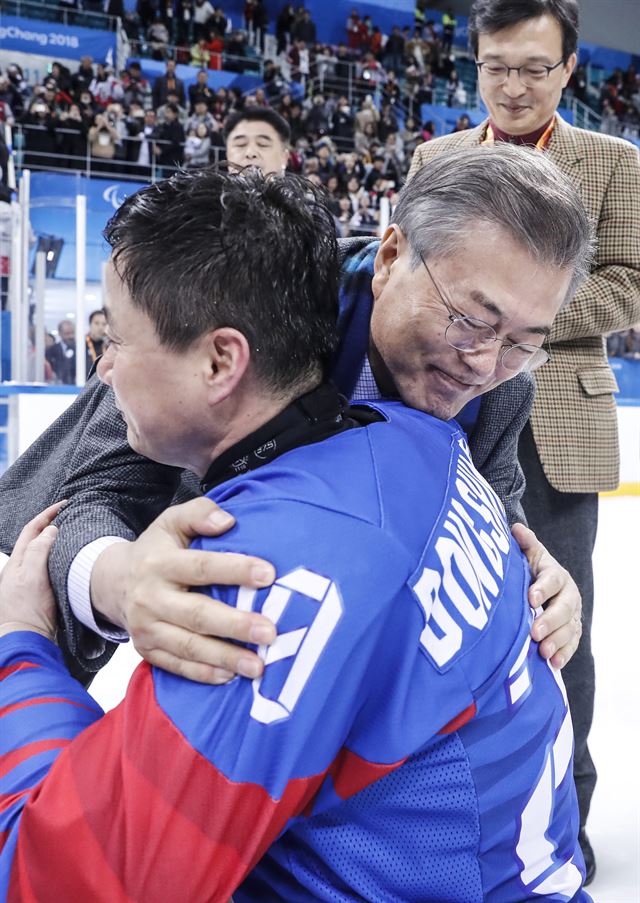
[372,224,406,296]
[204,327,251,403]
[561,52,577,88]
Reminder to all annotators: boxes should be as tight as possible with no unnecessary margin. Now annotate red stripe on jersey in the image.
[438,702,477,734]
[0,738,70,781]
[9,664,328,902]
[329,747,406,799]
[0,696,97,719]
[0,662,39,681]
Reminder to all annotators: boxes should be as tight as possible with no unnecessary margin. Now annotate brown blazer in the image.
[407,117,640,492]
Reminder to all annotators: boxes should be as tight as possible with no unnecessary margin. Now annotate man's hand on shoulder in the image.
[0,502,64,641]
[90,497,277,684]
[511,523,582,669]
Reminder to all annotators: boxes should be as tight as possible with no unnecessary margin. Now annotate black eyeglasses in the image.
[475,58,565,88]
[418,250,551,373]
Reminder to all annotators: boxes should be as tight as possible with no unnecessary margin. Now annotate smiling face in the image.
[477,14,576,135]
[97,261,214,473]
[225,119,289,174]
[369,224,571,420]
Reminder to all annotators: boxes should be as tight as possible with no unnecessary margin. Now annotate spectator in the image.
[355,94,379,133]
[122,61,151,109]
[192,0,214,42]
[421,118,435,141]
[331,96,354,152]
[349,190,378,233]
[46,319,76,384]
[452,113,471,132]
[85,309,107,371]
[184,121,212,168]
[252,0,268,52]
[364,153,386,191]
[315,139,336,181]
[0,94,14,128]
[88,112,120,173]
[147,15,171,59]
[0,183,12,310]
[152,102,185,175]
[187,97,216,133]
[157,89,188,126]
[74,60,96,102]
[291,8,317,45]
[354,119,378,156]
[128,107,157,178]
[377,101,399,142]
[188,69,214,111]
[204,28,225,69]
[55,103,88,168]
[288,102,305,144]
[225,30,249,72]
[346,8,361,51]
[89,64,123,110]
[399,115,422,157]
[383,25,406,75]
[22,99,59,170]
[210,6,228,36]
[446,67,460,106]
[288,39,310,86]
[5,64,30,118]
[336,150,365,187]
[0,74,19,123]
[304,93,330,137]
[276,3,295,55]
[223,107,290,174]
[441,7,457,55]
[152,59,186,109]
[77,89,98,128]
[382,69,401,106]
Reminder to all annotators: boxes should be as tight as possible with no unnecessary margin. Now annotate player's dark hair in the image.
[104,168,338,396]
[222,107,291,145]
[468,0,579,61]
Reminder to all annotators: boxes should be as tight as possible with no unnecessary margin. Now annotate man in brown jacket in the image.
[408,0,640,884]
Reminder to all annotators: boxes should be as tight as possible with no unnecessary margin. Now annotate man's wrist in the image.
[90,540,132,630]
[68,537,130,641]
[0,622,56,642]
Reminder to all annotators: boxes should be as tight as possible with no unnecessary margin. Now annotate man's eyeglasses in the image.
[418,250,551,373]
[475,59,565,89]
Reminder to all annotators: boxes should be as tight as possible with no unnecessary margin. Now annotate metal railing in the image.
[11,122,225,183]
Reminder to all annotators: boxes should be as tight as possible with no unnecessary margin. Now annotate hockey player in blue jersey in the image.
[0,164,594,901]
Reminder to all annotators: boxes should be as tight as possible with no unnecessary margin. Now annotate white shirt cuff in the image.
[68,537,131,642]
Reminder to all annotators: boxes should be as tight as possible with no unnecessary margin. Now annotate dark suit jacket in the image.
[0,239,533,681]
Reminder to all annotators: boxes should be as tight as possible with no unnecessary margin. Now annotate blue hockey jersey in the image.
[0,402,589,902]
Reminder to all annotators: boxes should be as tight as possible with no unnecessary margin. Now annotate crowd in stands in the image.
[1,2,638,243]
[607,328,640,361]
[0,4,474,238]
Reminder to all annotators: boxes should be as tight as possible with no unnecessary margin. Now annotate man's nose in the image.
[463,343,504,380]
[502,70,528,97]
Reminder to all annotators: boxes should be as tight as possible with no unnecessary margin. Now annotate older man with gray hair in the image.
[1,147,587,696]
[0,159,594,900]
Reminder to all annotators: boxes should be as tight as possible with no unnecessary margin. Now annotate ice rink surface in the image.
[89,496,640,902]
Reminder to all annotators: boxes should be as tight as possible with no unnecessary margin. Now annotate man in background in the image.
[408,0,640,882]
[46,317,76,384]
[223,107,290,174]
[85,308,107,371]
